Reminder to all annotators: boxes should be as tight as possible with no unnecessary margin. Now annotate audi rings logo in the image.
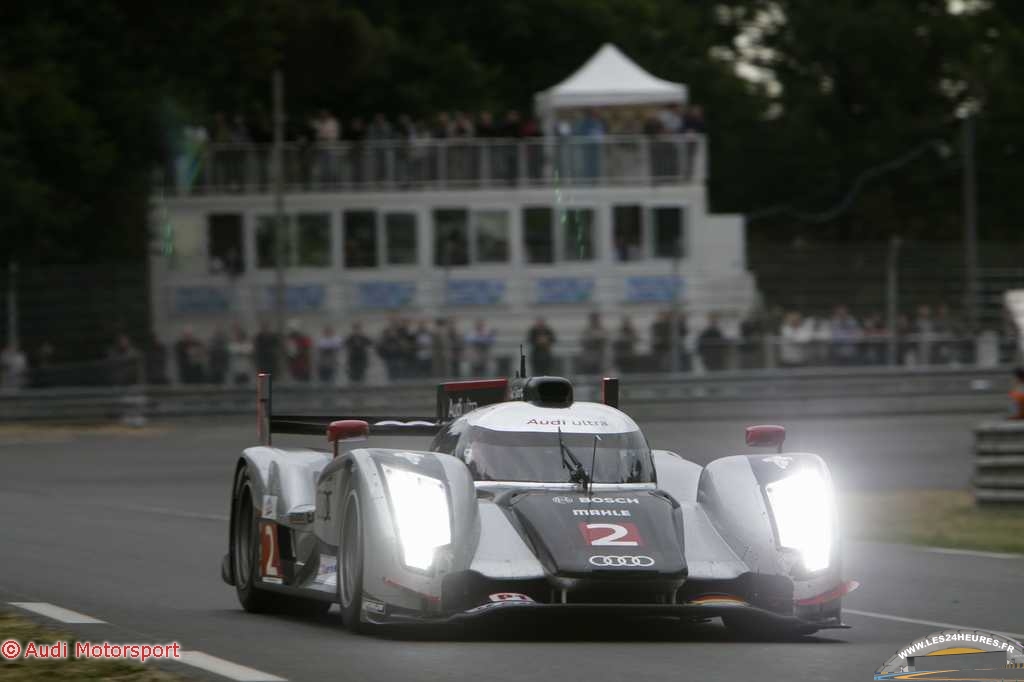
[551,496,575,505]
[588,555,655,567]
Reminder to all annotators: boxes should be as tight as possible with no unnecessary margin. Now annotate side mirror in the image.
[745,424,786,452]
[327,420,369,457]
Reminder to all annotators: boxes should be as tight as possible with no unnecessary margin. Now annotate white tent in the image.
[534,43,687,117]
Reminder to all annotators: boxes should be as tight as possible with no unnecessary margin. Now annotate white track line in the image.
[8,602,105,624]
[845,608,1024,641]
[916,546,1023,560]
[178,651,286,681]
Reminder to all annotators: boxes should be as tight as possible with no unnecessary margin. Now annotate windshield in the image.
[460,426,654,483]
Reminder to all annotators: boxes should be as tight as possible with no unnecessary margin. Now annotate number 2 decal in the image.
[579,522,642,546]
[259,520,282,581]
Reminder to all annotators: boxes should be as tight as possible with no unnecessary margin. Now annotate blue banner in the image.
[446,279,506,306]
[259,284,326,312]
[355,281,416,309]
[626,276,684,303]
[536,277,594,304]
[173,286,232,315]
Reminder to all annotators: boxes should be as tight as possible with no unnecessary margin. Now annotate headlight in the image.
[765,468,834,573]
[381,465,451,571]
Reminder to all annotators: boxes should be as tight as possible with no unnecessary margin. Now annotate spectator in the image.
[527,317,557,375]
[345,322,373,384]
[1,343,27,390]
[578,312,608,375]
[253,321,279,375]
[109,333,141,385]
[208,326,230,384]
[809,316,832,365]
[682,105,706,134]
[227,323,253,385]
[316,325,343,384]
[613,315,637,372]
[431,318,452,379]
[575,108,606,181]
[738,312,765,369]
[32,341,57,388]
[312,109,340,185]
[343,116,366,184]
[933,303,962,365]
[448,317,463,377]
[174,326,205,384]
[912,305,935,366]
[286,320,312,382]
[650,310,689,371]
[829,305,862,365]
[1011,367,1024,419]
[465,319,496,377]
[414,320,433,378]
[861,314,888,365]
[697,313,727,372]
[778,312,813,368]
[377,317,404,381]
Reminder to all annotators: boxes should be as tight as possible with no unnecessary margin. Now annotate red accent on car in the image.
[441,378,509,393]
[383,577,442,603]
[794,579,860,606]
[745,424,786,449]
[327,420,370,444]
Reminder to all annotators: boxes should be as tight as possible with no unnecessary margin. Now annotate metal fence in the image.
[159,134,706,195]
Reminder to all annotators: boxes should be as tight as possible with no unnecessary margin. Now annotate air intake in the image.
[522,376,574,407]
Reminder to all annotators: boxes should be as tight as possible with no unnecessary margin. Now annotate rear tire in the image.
[231,466,279,613]
[338,487,367,632]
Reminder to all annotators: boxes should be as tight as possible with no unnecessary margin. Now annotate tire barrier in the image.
[974,420,1024,504]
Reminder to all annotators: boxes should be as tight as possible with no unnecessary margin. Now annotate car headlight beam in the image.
[765,468,834,573]
[381,464,451,571]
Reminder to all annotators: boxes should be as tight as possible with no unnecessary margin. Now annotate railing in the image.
[159,134,706,196]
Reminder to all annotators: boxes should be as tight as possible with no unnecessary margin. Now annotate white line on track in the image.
[916,546,1023,560]
[178,651,287,681]
[845,608,1024,641]
[8,602,105,624]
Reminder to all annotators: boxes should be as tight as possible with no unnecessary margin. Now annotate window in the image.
[385,213,418,265]
[256,215,292,269]
[207,213,244,274]
[559,208,596,261]
[434,209,469,266]
[612,205,642,262]
[344,211,378,268]
[652,207,685,258]
[296,213,330,267]
[473,210,509,263]
[523,207,553,264]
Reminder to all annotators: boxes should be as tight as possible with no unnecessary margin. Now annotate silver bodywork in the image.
[223,399,849,629]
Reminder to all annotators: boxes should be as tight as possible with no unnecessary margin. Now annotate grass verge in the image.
[843,490,1024,554]
[0,609,186,681]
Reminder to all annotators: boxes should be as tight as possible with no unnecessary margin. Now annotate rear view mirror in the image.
[328,420,369,457]
[745,424,786,452]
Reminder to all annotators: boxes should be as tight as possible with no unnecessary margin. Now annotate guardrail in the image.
[0,366,1014,423]
[973,420,1024,504]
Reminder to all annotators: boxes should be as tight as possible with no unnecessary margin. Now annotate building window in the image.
[523,207,553,264]
[434,209,469,267]
[207,213,244,274]
[652,207,685,259]
[385,212,418,265]
[344,210,378,268]
[473,210,509,263]
[559,208,596,261]
[295,213,330,267]
[612,205,642,262]
[256,215,292,269]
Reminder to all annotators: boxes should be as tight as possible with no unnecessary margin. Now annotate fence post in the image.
[886,236,902,366]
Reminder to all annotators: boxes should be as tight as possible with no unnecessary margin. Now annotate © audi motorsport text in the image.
[221,369,857,635]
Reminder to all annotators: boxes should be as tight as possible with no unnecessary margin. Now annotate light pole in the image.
[271,69,287,372]
[961,111,979,332]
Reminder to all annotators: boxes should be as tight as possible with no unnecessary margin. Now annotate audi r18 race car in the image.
[221,366,857,636]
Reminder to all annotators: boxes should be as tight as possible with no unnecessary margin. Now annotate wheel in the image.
[337,486,367,632]
[231,466,280,613]
[723,615,819,640]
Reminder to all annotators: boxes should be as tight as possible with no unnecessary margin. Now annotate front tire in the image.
[231,466,279,613]
[338,487,367,632]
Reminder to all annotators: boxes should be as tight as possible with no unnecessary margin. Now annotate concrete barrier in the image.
[974,420,1024,504]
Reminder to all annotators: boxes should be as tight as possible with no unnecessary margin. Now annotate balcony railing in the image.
[160,134,706,196]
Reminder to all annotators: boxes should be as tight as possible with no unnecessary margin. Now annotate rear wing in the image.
[255,374,510,446]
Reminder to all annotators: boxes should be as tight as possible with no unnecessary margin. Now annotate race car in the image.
[221,366,857,636]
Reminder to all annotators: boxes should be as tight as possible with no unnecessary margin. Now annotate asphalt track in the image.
[1,413,1022,682]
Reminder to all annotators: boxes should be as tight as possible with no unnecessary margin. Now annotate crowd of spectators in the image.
[171,103,707,192]
[3,301,1016,391]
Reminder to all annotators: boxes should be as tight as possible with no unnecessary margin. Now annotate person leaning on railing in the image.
[1011,367,1024,420]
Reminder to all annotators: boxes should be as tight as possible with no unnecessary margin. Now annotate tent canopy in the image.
[535,43,687,114]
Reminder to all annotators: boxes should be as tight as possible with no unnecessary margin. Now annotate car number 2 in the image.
[260,520,282,580]
[579,522,642,546]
